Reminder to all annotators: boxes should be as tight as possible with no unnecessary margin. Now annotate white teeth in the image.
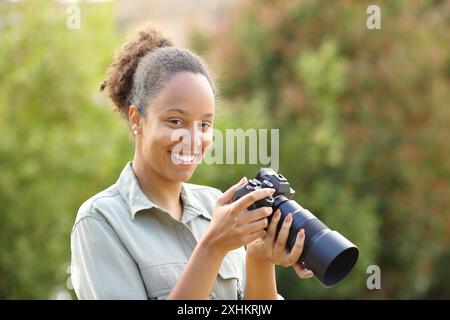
[171,152,197,164]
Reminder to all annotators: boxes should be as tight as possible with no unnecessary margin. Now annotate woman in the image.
[70,25,313,300]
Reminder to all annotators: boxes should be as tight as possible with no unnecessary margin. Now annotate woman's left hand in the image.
[246,209,314,279]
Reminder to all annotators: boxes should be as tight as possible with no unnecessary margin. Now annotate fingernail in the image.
[266,207,272,214]
[240,176,247,182]
[299,229,305,239]
[275,210,280,218]
[286,214,292,222]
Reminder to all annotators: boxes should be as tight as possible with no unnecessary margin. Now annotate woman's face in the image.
[132,72,215,182]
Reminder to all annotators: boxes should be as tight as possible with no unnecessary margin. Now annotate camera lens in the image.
[231,168,359,287]
[274,196,359,287]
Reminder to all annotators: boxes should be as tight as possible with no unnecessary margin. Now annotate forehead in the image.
[151,72,215,115]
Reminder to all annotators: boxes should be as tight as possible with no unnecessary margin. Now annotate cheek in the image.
[202,129,213,151]
[202,138,212,153]
[143,127,175,151]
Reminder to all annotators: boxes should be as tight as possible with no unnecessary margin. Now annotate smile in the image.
[169,151,200,165]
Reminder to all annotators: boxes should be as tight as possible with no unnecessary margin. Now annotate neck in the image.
[131,157,183,220]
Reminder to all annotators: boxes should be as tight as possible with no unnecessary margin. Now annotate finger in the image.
[273,213,293,257]
[284,229,305,266]
[240,206,272,224]
[294,261,313,276]
[266,209,281,242]
[293,263,314,279]
[231,188,275,214]
[243,217,269,234]
[217,177,247,205]
[244,230,266,244]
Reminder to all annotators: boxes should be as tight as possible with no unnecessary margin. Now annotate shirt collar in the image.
[116,161,211,222]
[116,161,157,220]
[180,184,212,222]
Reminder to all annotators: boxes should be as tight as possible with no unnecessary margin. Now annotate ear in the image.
[128,105,141,127]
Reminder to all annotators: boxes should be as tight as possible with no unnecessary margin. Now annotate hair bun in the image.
[100,24,173,117]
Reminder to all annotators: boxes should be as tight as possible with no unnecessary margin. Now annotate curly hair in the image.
[100,24,215,119]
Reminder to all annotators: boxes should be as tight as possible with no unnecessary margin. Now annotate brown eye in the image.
[168,119,184,126]
[199,122,211,130]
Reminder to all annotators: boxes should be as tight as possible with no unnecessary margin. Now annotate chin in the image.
[168,166,197,182]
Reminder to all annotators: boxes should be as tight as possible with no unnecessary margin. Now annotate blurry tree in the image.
[191,0,450,298]
[0,0,130,298]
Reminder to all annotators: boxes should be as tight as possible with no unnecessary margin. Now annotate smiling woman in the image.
[70,23,313,300]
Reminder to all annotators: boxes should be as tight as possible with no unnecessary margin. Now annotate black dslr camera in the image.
[232,168,359,287]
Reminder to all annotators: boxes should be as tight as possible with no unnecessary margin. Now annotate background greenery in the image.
[0,0,448,299]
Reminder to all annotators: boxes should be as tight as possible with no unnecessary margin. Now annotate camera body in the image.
[232,168,359,287]
[232,169,294,209]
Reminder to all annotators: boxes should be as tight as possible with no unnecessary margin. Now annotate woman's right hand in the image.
[202,177,276,256]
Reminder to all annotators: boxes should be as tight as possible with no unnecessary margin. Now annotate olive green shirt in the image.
[70,161,246,300]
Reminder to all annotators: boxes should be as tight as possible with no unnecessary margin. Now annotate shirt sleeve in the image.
[71,215,148,300]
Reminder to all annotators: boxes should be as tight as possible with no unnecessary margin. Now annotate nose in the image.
[178,124,204,154]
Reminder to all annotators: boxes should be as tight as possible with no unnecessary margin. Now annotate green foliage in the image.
[0,0,130,298]
[192,0,450,298]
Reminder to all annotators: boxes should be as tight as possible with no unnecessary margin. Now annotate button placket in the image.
[173,219,198,260]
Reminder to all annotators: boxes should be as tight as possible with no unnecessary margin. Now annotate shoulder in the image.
[73,183,124,229]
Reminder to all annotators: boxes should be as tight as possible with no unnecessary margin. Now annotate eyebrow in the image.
[165,108,214,118]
